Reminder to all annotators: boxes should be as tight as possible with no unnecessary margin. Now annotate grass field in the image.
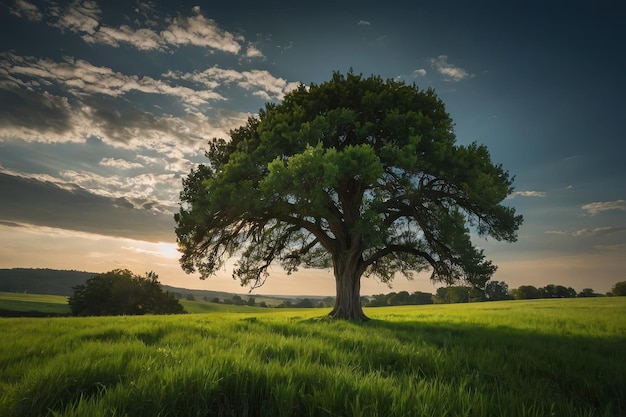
[0,292,277,315]
[1,297,624,417]
[0,292,70,315]
[0,292,299,315]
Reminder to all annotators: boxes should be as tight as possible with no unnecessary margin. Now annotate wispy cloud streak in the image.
[582,200,626,215]
[508,191,547,199]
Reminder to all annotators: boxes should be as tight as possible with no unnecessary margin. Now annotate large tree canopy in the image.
[175,72,522,320]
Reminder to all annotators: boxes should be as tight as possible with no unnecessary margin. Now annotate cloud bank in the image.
[0,172,174,242]
[11,1,255,56]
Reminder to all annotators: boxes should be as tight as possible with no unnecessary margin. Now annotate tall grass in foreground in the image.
[1,298,624,417]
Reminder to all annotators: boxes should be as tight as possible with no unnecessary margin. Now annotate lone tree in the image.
[175,72,522,321]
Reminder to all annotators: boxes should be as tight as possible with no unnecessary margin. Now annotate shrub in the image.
[68,269,185,316]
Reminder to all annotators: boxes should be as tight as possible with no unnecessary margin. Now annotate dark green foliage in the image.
[435,286,474,304]
[612,281,626,296]
[0,268,91,295]
[539,284,577,298]
[67,269,185,316]
[577,288,601,297]
[295,298,314,308]
[232,295,245,305]
[513,284,593,300]
[484,280,512,301]
[366,290,434,306]
[434,281,512,304]
[512,285,540,300]
[175,71,522,320]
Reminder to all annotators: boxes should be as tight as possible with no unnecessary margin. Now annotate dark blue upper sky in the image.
[0,0,624,294]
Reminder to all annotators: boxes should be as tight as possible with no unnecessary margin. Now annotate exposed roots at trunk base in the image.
[328,307,370,322]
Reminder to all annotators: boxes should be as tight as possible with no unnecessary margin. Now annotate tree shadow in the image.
[361,318,625,414]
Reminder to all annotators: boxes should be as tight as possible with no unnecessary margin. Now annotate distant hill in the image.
[0,268,91,296]
[160,285,251,303]
[0,268,312,305]
[0,268,239,300]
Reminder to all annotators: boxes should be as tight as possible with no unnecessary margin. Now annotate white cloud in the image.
[507,191,547,199]
[357,20,371,27]
[1,54,225,107]
[430,55,472,81]
[20,2,246,55]
[545,230,568,235]
[581,200,626,215]
[413,69,427,77]
[245,44,265,59]
[0,61,246,152]
[15,55,296,110]
[53,0,101,36]
[166,66,300,102]
[240,70,300,100]
[572,227,626,237]
[92,25,162,50]
[545,227,626,238]
[161,7,242,54]
[99,157,143,170]
[55,2,158,50]
[10,0,43,21]
[59,169,180,210]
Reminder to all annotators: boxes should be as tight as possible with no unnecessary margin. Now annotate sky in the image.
[1,0,625,296]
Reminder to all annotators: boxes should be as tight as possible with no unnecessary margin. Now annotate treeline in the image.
[206,294,337,309]
[0,268,92,295]
[366,280,626,306]
[512,284,597,300]
[65,267,626,315]
[365,291,434,306]
[209,281,625,308]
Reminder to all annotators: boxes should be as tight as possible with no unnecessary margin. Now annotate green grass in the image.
[0,292,71,314]
[1,298,624,417]
[0,292,282,315]
[179,299,278,314]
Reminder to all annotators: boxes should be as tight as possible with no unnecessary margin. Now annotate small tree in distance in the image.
[68,269,185,316]
[578,288,599,297]
[175,72,522,321]
[612,281,626,296]
[484,280,512,301]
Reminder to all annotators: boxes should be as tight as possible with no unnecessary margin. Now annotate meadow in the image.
[0,292,70,316]
[0,297,624,417]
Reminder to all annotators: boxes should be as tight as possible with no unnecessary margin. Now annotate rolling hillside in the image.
[0,268,324,307]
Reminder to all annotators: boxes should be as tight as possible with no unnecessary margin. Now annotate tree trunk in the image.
[328,250,369,321]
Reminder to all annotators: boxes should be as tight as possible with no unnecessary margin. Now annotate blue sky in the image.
[1,0,624,295]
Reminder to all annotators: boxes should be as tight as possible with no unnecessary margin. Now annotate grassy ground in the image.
[0,298,624,416]
[179,299,276,314]
[0,292,70,315]
[0,292,275,315]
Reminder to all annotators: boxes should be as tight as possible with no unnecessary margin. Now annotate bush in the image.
[68,269,185,316]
